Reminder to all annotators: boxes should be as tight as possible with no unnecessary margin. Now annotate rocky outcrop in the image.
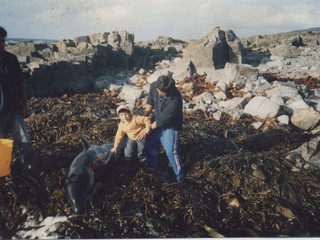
[7,31,135,97]
[7,27,247,97]
[182,27,243,71]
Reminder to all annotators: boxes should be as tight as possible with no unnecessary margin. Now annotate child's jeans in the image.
[124,138,146,161]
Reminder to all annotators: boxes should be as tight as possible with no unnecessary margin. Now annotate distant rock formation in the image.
[183,27,243,70]
[6,27,320,98]
[6,27,246,97]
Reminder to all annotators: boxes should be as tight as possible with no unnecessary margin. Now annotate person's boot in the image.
[176,174,184,182]
[21,146,39,174]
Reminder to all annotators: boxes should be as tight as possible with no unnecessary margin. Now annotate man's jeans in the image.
[145,128,184,179]
[0,110,37,169]
[124,138,146,161]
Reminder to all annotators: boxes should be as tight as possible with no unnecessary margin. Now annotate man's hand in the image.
[144,104,153,117]
[151,121,157,130]
[136,127,151,141]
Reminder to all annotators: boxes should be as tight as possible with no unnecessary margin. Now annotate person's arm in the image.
[144,82,155,116]
[111,125,126,153]
[136,116,152,140]
[13,54,27,116]
[144,117,151,134]
[144,104,153,117]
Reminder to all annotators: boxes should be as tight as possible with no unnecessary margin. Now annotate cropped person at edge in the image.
[144,75,184,181]
[0,26,37,172]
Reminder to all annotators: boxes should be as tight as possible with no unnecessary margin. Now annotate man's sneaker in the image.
[176,175,184,182]
[139,157,147,164]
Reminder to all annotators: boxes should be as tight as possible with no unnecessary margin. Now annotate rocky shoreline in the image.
[1,27,320,238]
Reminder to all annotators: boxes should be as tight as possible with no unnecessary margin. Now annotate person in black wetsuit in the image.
[0,26,37,171]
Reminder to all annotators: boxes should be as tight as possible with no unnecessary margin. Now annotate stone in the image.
[243,96,280,118]
[291,107,320,130]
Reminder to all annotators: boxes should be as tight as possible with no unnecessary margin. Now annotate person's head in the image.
[155,75,176,97]
[0,26,7,53]
[116,105,132,123]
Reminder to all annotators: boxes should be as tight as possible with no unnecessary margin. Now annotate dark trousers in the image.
[0,110,37,169]
[124,138,146,161]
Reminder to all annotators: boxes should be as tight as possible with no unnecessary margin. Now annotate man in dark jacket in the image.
[144,75,184,181]
[0,26,37,171]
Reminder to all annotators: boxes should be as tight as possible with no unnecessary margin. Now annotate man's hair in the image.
[0,26,7,38]
[156,75,175,94]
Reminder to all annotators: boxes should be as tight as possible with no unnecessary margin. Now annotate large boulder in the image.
[225,29,244,64]
[286,135,320,170]
[29,60,93,97]
[222,63,258,84]
[290,107,320,130]
[182,27,244,71]
[117,85,144,104]
[89,32,110,45]
[243,96,280,118]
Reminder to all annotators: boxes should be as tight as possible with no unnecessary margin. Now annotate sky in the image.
[0,0,319,42]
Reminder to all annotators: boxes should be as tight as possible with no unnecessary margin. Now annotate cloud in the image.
[262,2,318,32]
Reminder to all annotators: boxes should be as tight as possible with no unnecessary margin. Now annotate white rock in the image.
[270,94,284,106]
[252,121,263,129]
[254,77,271,91]
[277,115,290,125]
[108,84,122,91]
[138,68,147,75]
[243,96,280,118]
[266,59,285,69]
[223,62,258,84]
[118,85,143,102]
[212,111,223,121]
[286,97,309,111]
[291,107,320,130]
[216,81,228,92]
[214,91,227,100]
[193,92,215,105]
[128,74,141,85]
[219,97,246,110]
[267,83,299,99]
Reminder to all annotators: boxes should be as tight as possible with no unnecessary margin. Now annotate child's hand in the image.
[111,147,117,153]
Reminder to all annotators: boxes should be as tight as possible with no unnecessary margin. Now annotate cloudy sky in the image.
[0,0,319,42]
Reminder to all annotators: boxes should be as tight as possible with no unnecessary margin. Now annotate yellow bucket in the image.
[0,138,13,177]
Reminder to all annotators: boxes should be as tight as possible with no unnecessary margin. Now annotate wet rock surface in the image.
[1,90,320,238]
